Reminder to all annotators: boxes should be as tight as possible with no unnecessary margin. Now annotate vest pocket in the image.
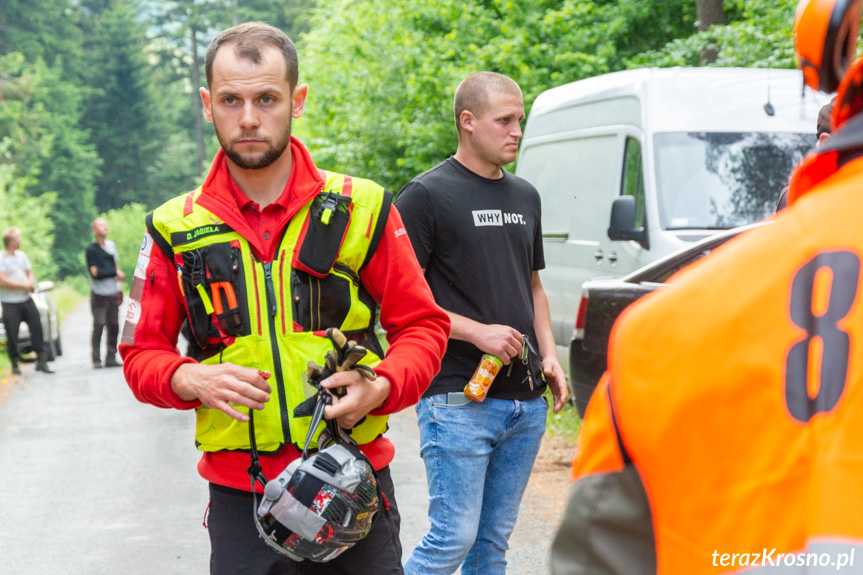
[292,268,352,331]
[179,242,251,355]
[180,249,221,351]
[295,192,352,277]
[203,242,251,338]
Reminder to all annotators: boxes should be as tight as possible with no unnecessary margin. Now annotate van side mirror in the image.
[608,196,649,249]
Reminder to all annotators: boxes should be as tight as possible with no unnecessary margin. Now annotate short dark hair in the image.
[453,72,522,134]
[205,22,298,89]
[817,98,835,138]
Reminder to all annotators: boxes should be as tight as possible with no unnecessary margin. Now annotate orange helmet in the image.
[794,0,862,93]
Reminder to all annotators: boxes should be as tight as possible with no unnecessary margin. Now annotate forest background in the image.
[0,0,805,284]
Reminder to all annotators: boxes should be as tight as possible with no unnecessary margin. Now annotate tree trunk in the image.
[190,24,206,176]
[697,0,725,64]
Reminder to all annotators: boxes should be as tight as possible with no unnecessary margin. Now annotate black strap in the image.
[247,409,268,531]
[145,212,174,262]
[247,410,268,489]
[300,379,354,460]
[607,384,634,466]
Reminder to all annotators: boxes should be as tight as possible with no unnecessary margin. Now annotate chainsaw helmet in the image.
[254,442,382,562]
[794,0,862,93]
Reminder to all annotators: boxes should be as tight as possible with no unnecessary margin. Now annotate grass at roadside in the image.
[52,279,87,323]
[545,387,582,445]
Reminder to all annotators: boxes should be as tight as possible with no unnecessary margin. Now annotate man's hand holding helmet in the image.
[321,370,391,429]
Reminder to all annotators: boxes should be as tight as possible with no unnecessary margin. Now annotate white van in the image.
[515,67,831,355]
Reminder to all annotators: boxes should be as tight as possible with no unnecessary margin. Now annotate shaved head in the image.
[454,72,522,134]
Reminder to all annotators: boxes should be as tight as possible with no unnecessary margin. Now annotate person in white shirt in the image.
[0,227,54,374]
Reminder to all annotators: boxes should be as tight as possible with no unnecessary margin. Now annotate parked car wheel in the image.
[43,318,56,361]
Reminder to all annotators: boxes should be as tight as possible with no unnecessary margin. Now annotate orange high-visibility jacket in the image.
[551,117,863,574]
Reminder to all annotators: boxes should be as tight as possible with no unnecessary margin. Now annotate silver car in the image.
[0,281,63,361]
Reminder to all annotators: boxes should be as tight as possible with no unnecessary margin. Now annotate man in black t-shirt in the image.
[396,72,567,575]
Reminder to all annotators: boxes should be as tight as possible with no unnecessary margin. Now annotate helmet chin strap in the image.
[300,381,356,461]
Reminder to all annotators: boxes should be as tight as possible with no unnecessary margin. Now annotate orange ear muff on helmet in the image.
[832,57,863,129]
[795,0,862,93]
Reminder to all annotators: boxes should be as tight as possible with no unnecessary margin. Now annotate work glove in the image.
[294,328,377,417]
[322,327,377,386]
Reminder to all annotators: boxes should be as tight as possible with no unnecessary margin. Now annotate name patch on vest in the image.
[171,224,232,247]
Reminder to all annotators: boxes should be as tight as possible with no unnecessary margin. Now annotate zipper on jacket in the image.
[312,276,321,330]
[291,269,302,331]
[263,262,278,318]
[258,257,290,441]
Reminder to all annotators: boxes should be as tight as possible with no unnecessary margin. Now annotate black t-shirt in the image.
[395,157,546,400]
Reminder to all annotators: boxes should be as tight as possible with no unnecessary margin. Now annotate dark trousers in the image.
[207,466,404,575]
[90,292,119,363]
[2,298,43,362]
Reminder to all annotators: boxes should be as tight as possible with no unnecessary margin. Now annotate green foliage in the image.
[545,388,582,444]
[0,0,85,73]
[30,62,100,278]
[80,0,166,211]
[0,139,57,281]
[101,203,149,282]
[51,281,87,324]
[60,273,91,297]
[0,52,99,279]
[630,1,799,69]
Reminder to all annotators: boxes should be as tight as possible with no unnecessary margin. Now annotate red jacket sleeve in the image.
[360,207,450,415]
[119,232,200,410]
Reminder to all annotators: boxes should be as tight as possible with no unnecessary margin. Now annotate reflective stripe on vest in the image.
[149,171,389,453]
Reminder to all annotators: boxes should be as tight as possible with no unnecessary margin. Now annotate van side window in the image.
[621,137,646,229]
[519,135,620,242]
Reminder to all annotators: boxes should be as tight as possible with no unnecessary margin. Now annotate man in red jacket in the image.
[119,22,449,575]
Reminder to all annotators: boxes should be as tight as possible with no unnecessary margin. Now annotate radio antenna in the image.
[764,69,775,116]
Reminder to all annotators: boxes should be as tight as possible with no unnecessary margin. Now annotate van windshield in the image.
[654,132,815,230]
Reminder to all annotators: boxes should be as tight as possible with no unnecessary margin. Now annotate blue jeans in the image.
[404,394,547,575]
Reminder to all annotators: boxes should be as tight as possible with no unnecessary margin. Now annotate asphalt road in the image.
[0,301,566,574]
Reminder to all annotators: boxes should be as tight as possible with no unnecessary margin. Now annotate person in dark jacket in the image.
[86,217,125,368]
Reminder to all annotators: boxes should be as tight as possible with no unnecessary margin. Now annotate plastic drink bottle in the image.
[464,354,503,402]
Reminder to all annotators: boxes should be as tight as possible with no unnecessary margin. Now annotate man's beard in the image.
[215,117,292,170]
